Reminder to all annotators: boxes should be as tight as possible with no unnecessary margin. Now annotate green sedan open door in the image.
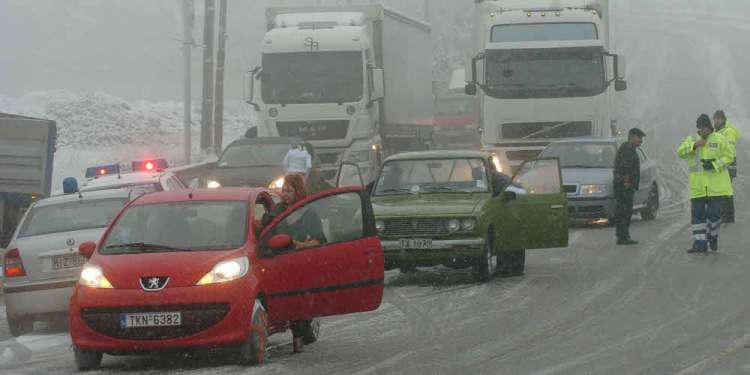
[493,158,569,250]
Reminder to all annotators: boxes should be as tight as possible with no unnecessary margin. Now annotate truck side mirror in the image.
[615,80,627,92]
[244,67,260,112]
[465,53,486,95]
[370,68,385,102]
[616,55,627,80]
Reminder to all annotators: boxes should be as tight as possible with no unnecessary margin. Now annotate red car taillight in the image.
[4,248,27,277]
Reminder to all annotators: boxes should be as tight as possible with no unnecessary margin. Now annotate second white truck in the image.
[246,5,434,184]
[465,0,627,174]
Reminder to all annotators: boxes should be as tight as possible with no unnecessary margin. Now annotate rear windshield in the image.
[18,198,129,238]
[540,143,617,168]
[218,143,292,167]
[80,182,161,193]
[101,201,248,254]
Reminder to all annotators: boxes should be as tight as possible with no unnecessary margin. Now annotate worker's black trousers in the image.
[615,189,635,241]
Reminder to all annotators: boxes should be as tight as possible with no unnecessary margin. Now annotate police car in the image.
[80,159,187,194]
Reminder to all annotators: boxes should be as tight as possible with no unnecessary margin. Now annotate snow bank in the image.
[0,90,255,190]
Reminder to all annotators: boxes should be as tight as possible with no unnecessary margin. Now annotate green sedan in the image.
[369,150,569,282]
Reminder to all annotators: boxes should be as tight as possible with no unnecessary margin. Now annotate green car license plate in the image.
[399,238,432,250]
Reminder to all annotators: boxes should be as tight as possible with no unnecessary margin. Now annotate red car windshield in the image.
[102,201,248,253]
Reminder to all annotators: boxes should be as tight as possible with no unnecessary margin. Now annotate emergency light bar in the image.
[132,158,168,172]
[85,164,120,179]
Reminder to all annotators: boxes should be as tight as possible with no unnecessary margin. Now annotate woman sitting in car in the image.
[261,173,326,249]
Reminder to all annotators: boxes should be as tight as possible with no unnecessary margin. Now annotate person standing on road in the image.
[713,110,741,223]
[283,142,312,180]
[678,114,734,253]
[613,127,646,245]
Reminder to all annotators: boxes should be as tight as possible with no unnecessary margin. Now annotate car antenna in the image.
[188,186,195,200]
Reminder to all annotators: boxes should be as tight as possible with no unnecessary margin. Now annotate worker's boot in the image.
[292,337,303,353]
[709,236,719,252]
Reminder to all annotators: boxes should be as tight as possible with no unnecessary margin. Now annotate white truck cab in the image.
[246,6,432,185]
[466,0,626,175]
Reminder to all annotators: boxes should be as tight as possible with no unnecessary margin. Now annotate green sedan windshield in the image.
[374,158,489,196]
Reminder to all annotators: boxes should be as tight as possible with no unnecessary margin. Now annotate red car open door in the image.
[258,187,384,323]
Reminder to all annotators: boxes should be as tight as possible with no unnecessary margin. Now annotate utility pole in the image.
[182,0,194,164]
[213,0,227,154]
[200,0,216,152]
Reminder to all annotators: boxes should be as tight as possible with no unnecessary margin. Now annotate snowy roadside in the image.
[0,91,256,191]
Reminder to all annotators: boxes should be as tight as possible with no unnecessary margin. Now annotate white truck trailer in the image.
[0,113,57,247]
[246,5,434,184]
[465,0,627,174]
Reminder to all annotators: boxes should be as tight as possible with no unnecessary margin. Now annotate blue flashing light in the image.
[85,164,120,179]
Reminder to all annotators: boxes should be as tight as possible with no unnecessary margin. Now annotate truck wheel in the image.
[473,232,497,282]
[298,319,321,345]
[8,316,33,337]
[641,185,659,221]
[239,300,268,366]
[74,346,102,371]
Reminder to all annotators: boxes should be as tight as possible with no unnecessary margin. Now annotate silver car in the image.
[2,189,134,336]
[538,138,660,223]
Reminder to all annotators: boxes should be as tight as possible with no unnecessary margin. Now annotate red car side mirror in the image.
[267,234,292,251]
[79,241,96,259]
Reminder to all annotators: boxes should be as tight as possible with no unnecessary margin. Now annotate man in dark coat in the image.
[614,128,645,245]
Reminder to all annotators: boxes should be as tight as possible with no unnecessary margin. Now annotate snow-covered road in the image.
[2,5,749,375]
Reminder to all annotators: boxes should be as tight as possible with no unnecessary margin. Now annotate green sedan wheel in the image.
[473,232,497,282]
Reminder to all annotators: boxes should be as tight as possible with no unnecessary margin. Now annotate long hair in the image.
[284,173,308,200]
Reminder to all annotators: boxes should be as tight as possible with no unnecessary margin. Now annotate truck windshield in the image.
[491,23,598,43]
[218,143,291,168]
[485,47,605,99]
[261,51,363,104]
[18,198,128,238]
[102,201,248,253]
[374,158,489,196]
[540,143,617,168]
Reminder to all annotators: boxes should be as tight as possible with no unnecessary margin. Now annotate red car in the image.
[68,187,384,370]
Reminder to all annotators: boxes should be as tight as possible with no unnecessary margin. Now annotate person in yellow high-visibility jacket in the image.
[713,110,741,223]
[677,114,734,253]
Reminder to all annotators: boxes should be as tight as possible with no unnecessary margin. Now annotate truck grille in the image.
[81,303,229,341]
[506,149,542,161]
[277,120,349,140]
[501,121,592,139]
[382,218,451,238]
